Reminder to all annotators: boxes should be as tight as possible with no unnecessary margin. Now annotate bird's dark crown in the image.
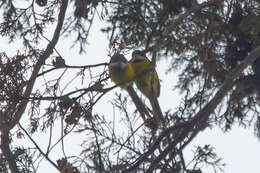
[110,53,127,63]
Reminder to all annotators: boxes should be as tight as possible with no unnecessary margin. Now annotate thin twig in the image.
[18,123,60,171]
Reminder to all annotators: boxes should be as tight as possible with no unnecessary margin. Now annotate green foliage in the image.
[239,14,260,43]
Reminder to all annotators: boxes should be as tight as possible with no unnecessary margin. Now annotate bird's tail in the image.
[126,86,150,122]
[149,97,166,127]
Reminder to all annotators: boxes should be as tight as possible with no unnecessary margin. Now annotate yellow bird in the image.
[108,53,150,123]
[130,50,165,126]
[108,53,134,89]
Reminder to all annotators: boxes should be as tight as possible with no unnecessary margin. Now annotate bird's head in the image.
[109,53,128,69]
[131,50,147,63]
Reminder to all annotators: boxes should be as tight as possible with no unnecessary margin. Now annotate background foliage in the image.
[0,0,260,172]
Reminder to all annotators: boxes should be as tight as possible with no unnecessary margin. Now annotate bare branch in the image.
[0,132,19,173]
[9,0,69,130]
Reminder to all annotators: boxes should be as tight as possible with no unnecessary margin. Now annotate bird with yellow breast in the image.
[130,50,165,127]
[108,53,150,124]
